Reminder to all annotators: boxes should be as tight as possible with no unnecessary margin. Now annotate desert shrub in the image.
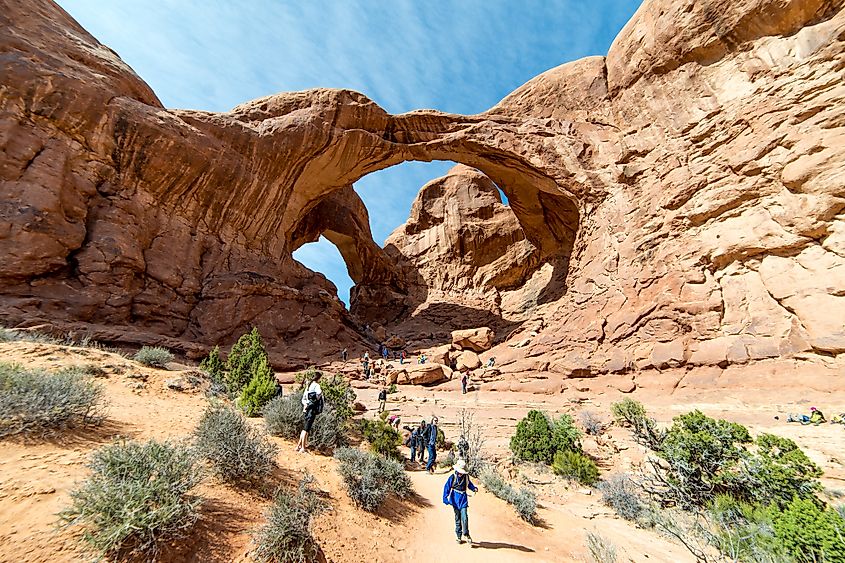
[510,410,555,463]
[439,448,457,469]
[133,346,173,367]
[580,410,605,436]
[457,409,487,476]
[0,363,104,438]
[738,433,823,510]
[226,328,268,396]
[610,398,665,450]
[319,374,356,421]
[585,531,618,563]
[239,355,277,417]
[0,327,59,344]
[193,402,277,488]
[551,413,582,452]
[387,383,397,394]
[599,474,642,520]
[60,439,202,559]
[361,417,402,460]
[552,450,599,486]
[252,475,325,563]
[263,392,345,451]
[199,345,225,383]
[707,495,786,562]
[479,468,537,523]
[653,410,751,507]
[771,496,845,562]
[334,447,412,511]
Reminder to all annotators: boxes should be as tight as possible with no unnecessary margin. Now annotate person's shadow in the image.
[471,541,534,552]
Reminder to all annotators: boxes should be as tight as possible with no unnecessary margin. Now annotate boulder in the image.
[451,327,494,352]
[455,350,482,371]
[387,363,452,386]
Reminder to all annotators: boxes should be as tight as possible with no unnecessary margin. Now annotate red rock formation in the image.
[1,0,843,379]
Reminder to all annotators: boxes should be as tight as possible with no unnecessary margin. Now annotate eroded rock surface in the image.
[1,0,843,378]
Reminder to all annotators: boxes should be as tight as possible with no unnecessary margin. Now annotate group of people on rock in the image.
[785,406,845,426]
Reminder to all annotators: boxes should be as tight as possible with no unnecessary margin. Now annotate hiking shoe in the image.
[455,537,463,544]
[465,536,473,545]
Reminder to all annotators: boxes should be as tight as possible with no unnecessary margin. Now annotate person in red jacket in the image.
[442,460,478,544]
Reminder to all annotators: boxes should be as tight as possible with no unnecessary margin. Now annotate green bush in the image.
[0,363,104,438]
[193,402,277,489]
[226,328,268,395]
[510,410,582,464]
[252,475,324,563]
[334,447,412,511]
[510,410,555,463]
[387,383,397,394]
[199,345,225,383]
[361,417,402,460]
[238,355,277,417]
[657,410,751,506]
[771,496,845,562]
[319,374,356,421]
[708,495,787,562]
[739,433,823,510]
[133,346,173,367]
[610,398,665,450]
[553,450,599,485]
[479,468,537,523]
[60,439,202,559]
[263,392,345,451]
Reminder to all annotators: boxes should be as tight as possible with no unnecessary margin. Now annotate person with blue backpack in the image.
[442,459,478,544]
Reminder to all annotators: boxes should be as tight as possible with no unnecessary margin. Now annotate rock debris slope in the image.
[1,0,843,376]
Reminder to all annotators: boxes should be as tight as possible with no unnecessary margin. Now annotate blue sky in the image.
[58,0,642,304]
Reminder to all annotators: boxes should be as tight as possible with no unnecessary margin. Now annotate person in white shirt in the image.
[297,371,323,453]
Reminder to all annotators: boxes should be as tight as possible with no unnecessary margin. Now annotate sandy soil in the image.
[1,341,844,562]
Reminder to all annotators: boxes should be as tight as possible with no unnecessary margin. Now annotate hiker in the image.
[460,372,468,394]
[388,413,400,429]
[382,346,389,361]
[486,357,496,368]
[378,387,387,413]
[426,416,439,473]
[809,407,826,425]
[408,424,420,463]
[457,435,469,462]
[297,371,324,453]
[341,347,348,362]
[274,378,284,399]
[832,412,845,425]
[417,420,428,464]
[442,459,478,545]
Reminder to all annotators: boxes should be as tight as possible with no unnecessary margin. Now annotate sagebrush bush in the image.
[0,363,104,438]
[585,531,618,563]
[580,410,605,436]
[133,346,173,367]
[199,345,225,383]
[361,417,402,460]
[226,328,268,396]
[264,392,345,451]
[252,475,325,563]
[60,439,202,559]
[552,449,599,485]
[610,398,665,450]
[334,447,412,511]
[599,474,642,520]
[194,402,277,488]
[479,468,537,523]
[239,355,277,417]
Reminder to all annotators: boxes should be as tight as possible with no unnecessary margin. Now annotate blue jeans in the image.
[453,506,469,538]
[425,444,436,471]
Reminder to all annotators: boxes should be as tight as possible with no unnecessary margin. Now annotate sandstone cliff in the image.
[1,0,843,376]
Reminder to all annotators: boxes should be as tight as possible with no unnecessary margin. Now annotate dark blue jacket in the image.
[442,472,477,509]
[427,424,438,446]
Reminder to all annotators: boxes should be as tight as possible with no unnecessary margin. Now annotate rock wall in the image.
[1,0,843,376]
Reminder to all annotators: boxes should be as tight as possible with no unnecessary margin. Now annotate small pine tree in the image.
[510,410,554,463]
[239,355,277,417]
[226,328,268,396]
[199,346,225,383]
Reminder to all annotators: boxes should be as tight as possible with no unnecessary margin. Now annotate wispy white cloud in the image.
[57,0,642,304]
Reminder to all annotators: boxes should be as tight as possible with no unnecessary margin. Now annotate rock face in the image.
[1,0,843,379]
[387,363,451,386]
